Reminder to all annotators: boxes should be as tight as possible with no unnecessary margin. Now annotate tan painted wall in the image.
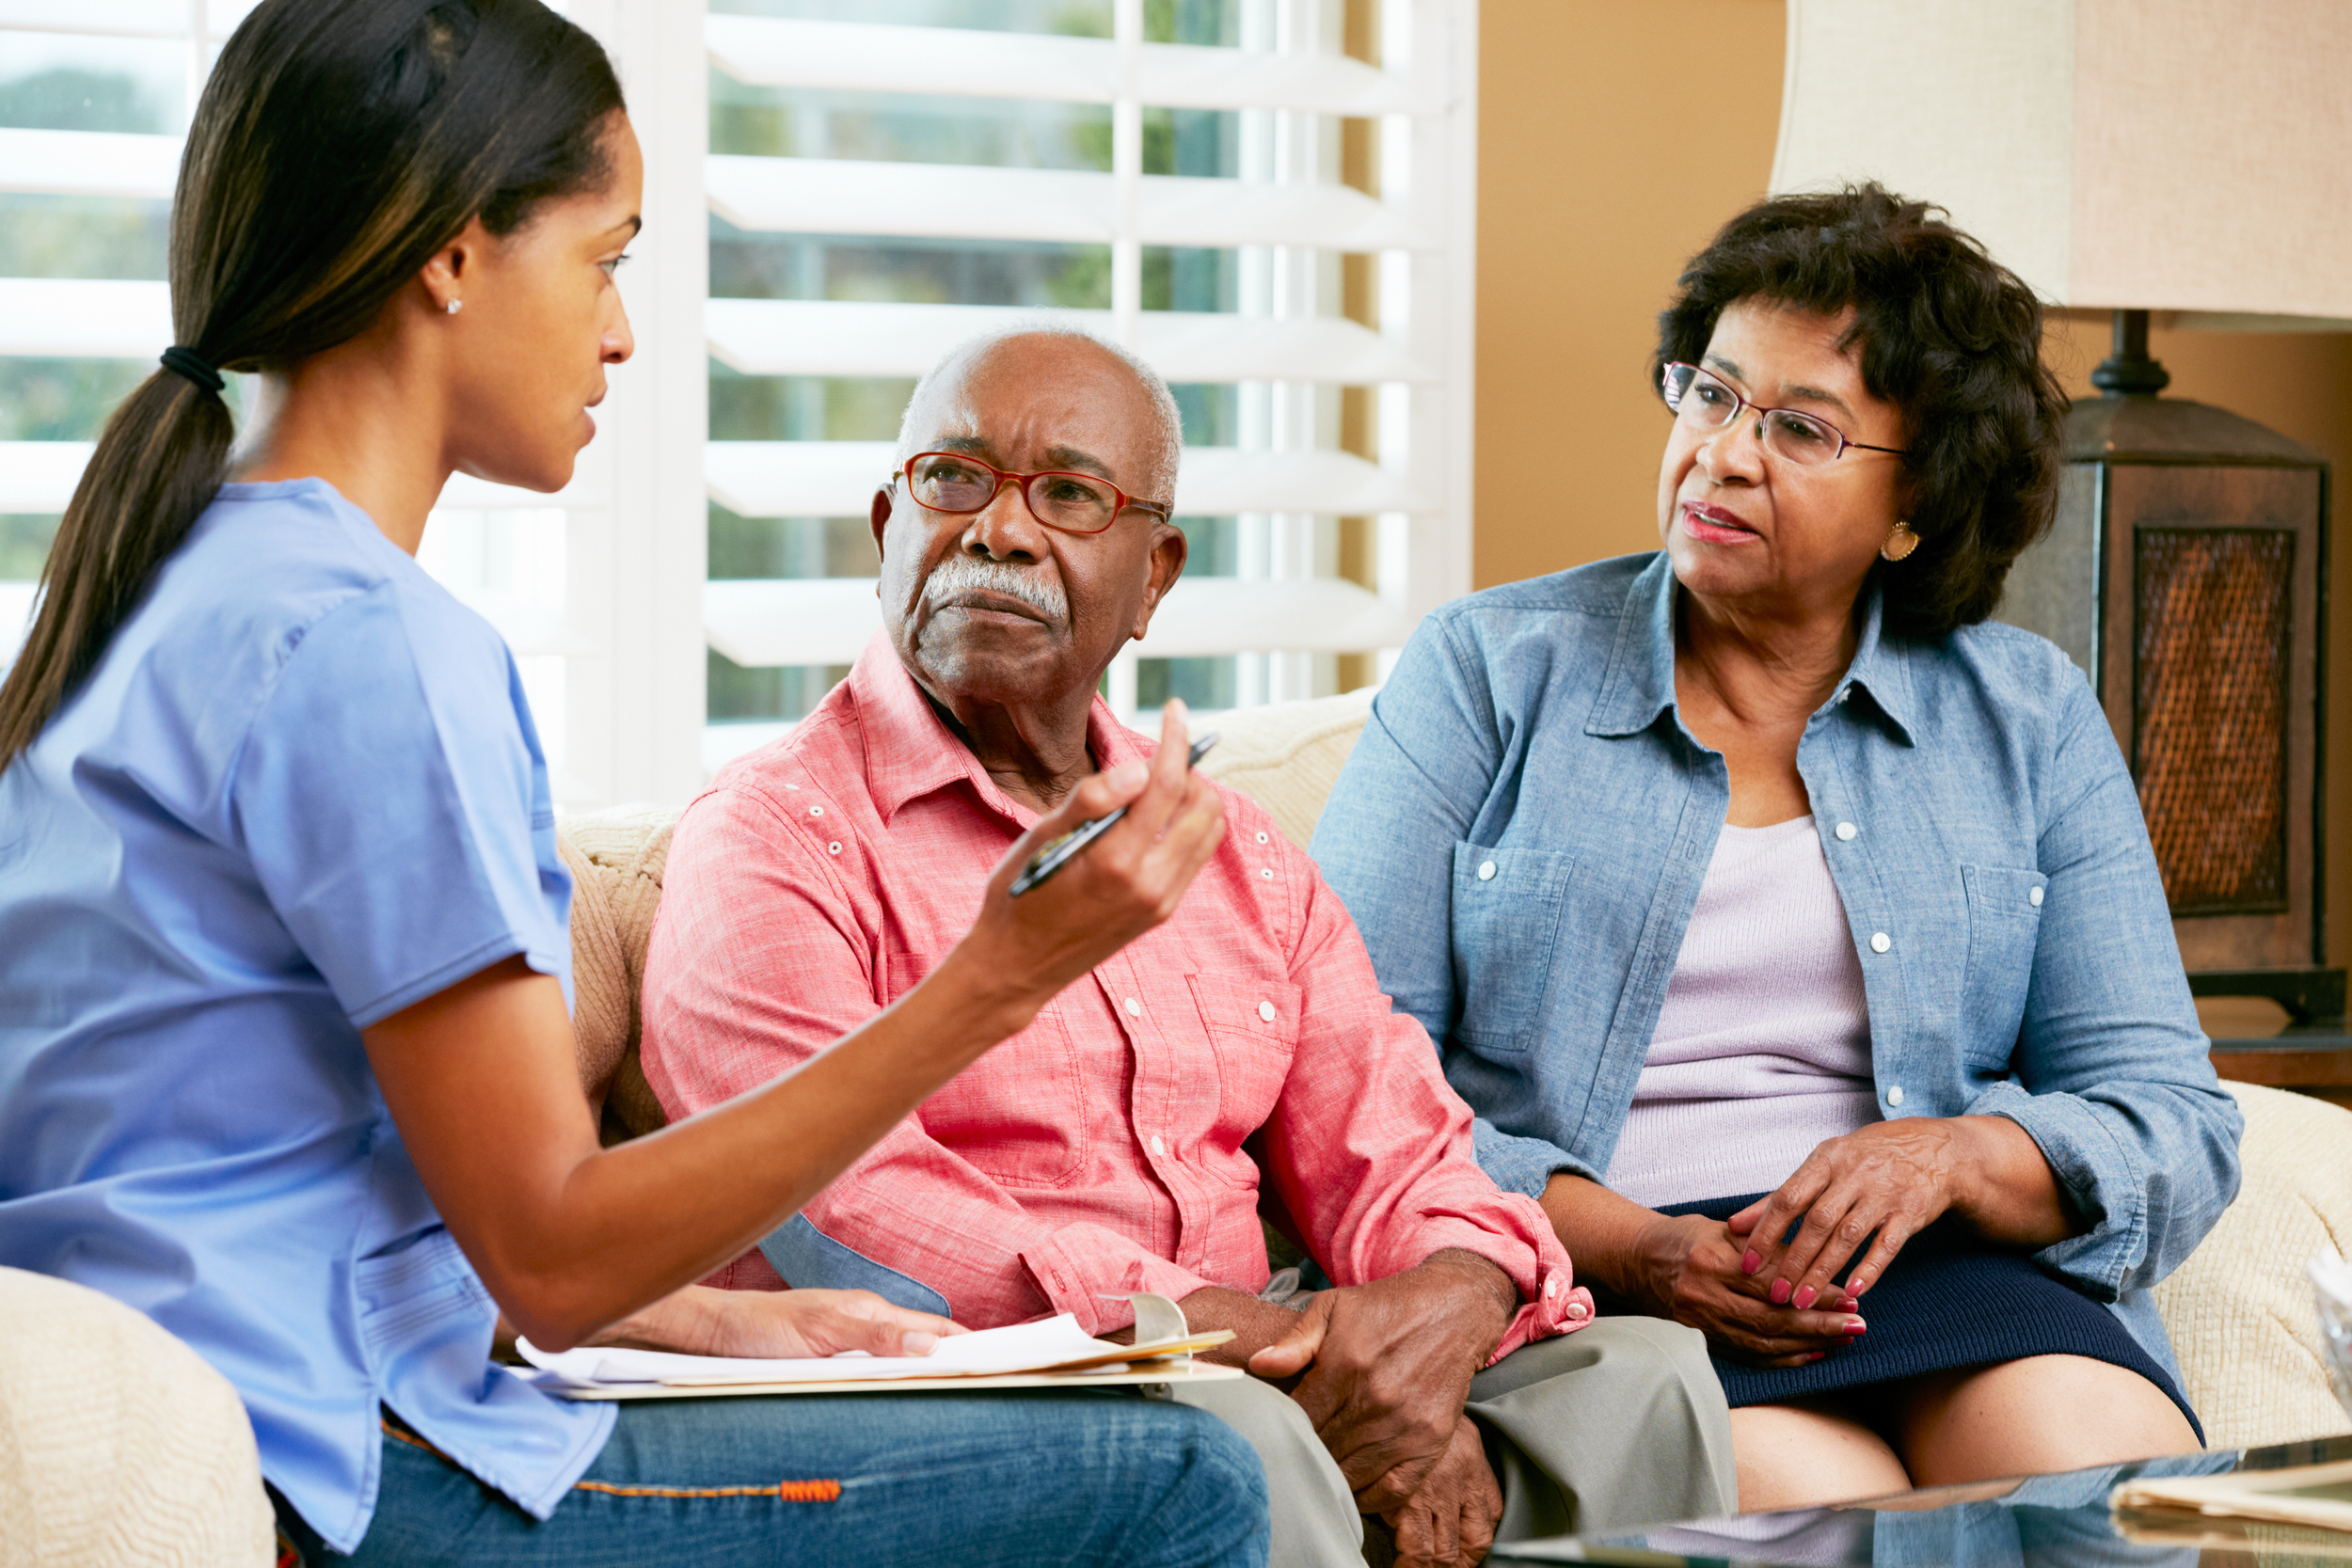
[1474,0,2352,969]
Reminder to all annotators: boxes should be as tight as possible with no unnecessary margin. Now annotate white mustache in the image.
[921,555,1067,622]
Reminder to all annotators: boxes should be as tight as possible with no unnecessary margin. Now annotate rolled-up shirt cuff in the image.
[1473,1117,1594,1198]
[1019,1223,1218,1335]
[1963,1082,2142,1299]
[1396,1207,1591,1362]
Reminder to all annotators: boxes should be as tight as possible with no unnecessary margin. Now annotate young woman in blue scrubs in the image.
[0,2,1263,1563]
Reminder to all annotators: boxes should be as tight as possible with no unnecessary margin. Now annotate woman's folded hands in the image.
[1726,1115,2079,1335]
[1627,1211,1867,1369]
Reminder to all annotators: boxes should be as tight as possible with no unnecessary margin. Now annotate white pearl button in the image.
[1150,1134,1167,1156]
[1567,1302,1588,1320]
[1836,687,1851,704]
[808,805,823,817]
[1258,1000,1277,1022]
[2029,885,2044,907]
[1255,831,1270,845]
[1261,867,1274,880]
[1543,1275,1562,1298]
[785,783,799,791]
[1835,821,1857,841]
[827,841,841,855]
[1477,861,1497,881]
[1869,931,1892,954]
[1887,1085,1906,1106]
[1123,996,1142,1017]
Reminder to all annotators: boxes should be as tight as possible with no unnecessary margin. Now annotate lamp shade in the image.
[1770,0,2352,327]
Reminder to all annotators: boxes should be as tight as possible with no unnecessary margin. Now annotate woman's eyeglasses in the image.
[1661,362,1910,467]
[898,452,1173,535]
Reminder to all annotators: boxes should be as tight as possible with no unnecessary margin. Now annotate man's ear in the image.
[869,485,893,562]
[1128,520,1188,641]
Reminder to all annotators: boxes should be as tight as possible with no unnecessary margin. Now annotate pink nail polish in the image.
[1741,1250,1762,1275]
[1845,1319,1867,1335]
[1770,1278,1792,1306]
[1804,1352,1827,1363]
[1794,1285,1817,1309]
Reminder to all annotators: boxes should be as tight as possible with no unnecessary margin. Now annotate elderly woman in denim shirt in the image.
[1312,185,2241,1511]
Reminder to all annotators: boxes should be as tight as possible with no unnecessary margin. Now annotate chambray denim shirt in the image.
[1311,553,2243,1380]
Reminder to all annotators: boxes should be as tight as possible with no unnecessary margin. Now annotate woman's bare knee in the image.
[1899,1355,2199,1486]
[1729,1402,1912,1513]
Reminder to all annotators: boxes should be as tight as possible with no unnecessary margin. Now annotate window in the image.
[0,0,1477,807]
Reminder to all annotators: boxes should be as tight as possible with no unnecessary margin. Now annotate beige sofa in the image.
[9,690,2343,1560]
[566,688,2352,1451]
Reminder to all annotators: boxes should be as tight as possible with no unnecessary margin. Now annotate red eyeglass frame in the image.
[896,451,1174,535]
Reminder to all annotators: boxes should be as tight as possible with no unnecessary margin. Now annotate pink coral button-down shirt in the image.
[641,636,1589,1348]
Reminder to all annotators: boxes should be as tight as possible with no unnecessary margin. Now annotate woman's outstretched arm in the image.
[365,704,1225,1352]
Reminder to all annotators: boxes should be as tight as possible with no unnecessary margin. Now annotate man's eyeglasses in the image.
[897,451,1172,536]
[1661,362,1910,467]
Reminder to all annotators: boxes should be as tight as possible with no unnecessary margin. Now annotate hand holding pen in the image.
[1012,727,1219,895]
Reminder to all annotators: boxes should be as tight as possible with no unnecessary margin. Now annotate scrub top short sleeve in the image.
[233,584,572,1028]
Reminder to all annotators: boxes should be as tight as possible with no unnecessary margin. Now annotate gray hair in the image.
[894,323,1184,505]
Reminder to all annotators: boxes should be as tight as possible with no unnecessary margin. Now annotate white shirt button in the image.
[1567,1301,1588,1321]
[1836,687,1851,704]
[785,783,800,791]
[1887,1085,1906,1107]
[1123,996,1142,1017]
[1258,1000,1277,1022]
[2029,885,2044,907]
[1260,867,1274,880]
[1150,1133,1167,1156]
[827,841,841,855]
[1835,821,1857,841]
[1869,931,1892,954]
[1255,831,1270,845]
[808,805,823,817]
[1543,1275,1562,1298]
[1477,860,1497,881]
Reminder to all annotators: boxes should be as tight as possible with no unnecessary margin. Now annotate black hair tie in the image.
[160,346,225,395]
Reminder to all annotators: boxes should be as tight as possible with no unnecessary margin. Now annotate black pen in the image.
[1009,732,1220,896]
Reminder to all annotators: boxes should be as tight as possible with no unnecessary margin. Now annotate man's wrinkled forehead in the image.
[904,338,1156,482]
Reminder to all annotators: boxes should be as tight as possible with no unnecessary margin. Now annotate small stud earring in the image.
[1881,520,1920,562]
[446,299,462,315]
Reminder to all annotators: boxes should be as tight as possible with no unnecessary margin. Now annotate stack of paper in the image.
[516,1310,1238,1401]
[2113,1459,2352,1533]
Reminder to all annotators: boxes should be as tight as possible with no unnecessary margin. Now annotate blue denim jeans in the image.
[275,1392,1269,1567]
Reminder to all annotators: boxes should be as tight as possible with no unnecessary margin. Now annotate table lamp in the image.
[1771,0,2350,1030]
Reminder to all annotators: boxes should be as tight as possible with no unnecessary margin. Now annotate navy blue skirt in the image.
[1661,1193,2202,1442]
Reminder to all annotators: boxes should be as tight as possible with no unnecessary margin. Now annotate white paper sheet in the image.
[516,1313,1117,1387]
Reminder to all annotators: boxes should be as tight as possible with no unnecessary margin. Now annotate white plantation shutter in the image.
[0,0,707,809]
[0,0,1476,802]
[696,0,1477,768]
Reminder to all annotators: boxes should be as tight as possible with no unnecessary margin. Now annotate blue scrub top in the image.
[0,479,613,1552]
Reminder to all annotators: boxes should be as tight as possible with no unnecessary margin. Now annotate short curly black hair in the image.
[1654,183,2069,641]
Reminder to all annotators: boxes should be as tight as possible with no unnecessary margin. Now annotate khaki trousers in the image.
[1170,1317,1735,1568]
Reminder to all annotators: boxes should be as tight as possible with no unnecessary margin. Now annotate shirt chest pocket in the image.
[1449,842,1577,1060]
[887,952,1089,1189]
[1187,973,1302,1162]
[1960,864,2047,1063]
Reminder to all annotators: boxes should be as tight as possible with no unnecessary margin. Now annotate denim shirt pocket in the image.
[1449,842,1577,1060]
[1960,863,2048,1064]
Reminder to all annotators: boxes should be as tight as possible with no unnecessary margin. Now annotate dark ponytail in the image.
[0,0,623,767]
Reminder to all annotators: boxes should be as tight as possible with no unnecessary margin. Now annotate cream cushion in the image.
[564,691,2352,1449]
[0,1268,272,1567]
[2155,1081,2352,1447]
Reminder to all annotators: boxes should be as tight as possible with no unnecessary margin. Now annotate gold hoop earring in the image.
[1881,520,1919,562]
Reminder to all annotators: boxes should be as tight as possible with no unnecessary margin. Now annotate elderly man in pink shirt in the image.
[642,328,1734,1568]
